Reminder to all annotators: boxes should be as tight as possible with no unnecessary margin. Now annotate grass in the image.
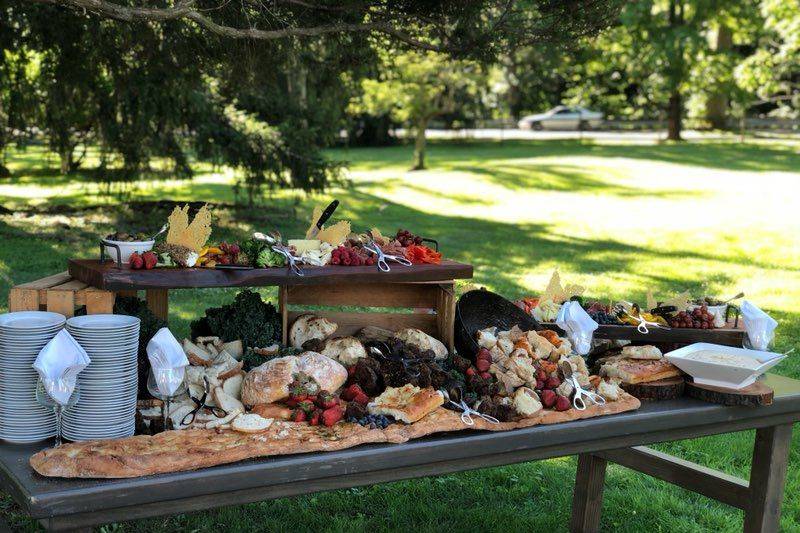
[1,137,799,532]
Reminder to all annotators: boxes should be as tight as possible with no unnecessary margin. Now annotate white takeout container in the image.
[665,342,786,389]
[102,238,155,264]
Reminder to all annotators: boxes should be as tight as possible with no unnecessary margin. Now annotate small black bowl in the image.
[454,288,542,359]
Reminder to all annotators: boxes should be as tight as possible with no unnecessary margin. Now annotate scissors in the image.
[181,377,229,426]
[559,360,605,411]
[363,235,412,272]
[439,389,499,426]
[253,230,304,276]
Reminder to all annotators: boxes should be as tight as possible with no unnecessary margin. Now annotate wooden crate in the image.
[279,281,456,351]
[8,272,116,317]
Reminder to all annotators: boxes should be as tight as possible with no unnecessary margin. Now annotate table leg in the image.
[146,289,169,322]
[570,453,607,533]
[744,424,792,533]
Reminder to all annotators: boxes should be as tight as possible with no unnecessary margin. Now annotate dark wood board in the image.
[68,259,473,290]
[621,377,686,401]
[686,380,774,407]
[542,322,745,347]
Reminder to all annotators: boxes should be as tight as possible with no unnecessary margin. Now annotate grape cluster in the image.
[395,229,423,247]
[346,414,393,429]
[331,246,374,266]
[668,306,716,329]
[588,310,622,325]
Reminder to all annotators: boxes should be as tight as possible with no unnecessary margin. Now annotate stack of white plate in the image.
[0,311,65,443]
[64,314,140,441]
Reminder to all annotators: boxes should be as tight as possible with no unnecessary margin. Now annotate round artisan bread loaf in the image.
[240,352,347,406]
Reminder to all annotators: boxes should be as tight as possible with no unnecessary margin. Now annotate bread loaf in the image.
[240,352,347,406]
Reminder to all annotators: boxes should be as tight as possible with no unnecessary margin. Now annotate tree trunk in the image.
[59,147,72,175]
[0,164,9,178]
[667,92,682,141]
[706,23,732,129]
[412,117,429,171]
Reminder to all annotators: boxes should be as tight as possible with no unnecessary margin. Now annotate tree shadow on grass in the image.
[340,139,800,174]
[448,163,706,199]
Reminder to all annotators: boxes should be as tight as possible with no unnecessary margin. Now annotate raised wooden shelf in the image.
[543,321,746,347]
[68,259,473,291]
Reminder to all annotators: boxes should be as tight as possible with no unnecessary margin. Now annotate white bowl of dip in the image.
[665,342,786,389]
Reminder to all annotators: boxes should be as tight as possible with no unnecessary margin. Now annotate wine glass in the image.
[35,378,80,447]
[147,368,185,432]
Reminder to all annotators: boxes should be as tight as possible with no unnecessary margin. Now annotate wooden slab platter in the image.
[30,394,640,479]
[542,321,746,348]
[68,258,473,290]
[621,377,686,401]
[685,380,774,407]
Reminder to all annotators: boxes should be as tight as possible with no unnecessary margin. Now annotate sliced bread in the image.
[204,408,242,429]
[222,373,244,400]
[231,413,273,433]
[183,339,214,366]
[221,340,244,359]
[214,386,244,415]
[212,351,244,380]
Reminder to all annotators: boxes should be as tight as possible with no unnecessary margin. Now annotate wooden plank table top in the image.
[68,258,474,291]
[1,374,798,530]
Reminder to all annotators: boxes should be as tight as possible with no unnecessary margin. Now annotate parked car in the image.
[517,106,603,130]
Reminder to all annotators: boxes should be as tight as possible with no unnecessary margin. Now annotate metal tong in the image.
[363,231,412,272]
[253,231,304,277]
[439,389,499,426]
[559,360,605,411]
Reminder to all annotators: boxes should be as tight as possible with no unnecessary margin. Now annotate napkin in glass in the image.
[741,300,778,351]
[32,329,91,406]
[556,301,599,356]
[147,327,189,396]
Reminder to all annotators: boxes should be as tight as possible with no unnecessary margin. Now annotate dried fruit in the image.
[540,389,557,408]
[555,395,571,411]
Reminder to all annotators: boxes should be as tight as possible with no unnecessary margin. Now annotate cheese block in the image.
[288,239,321,254]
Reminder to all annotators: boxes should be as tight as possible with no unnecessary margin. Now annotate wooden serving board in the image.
[685,380,774,407]
[543,322,745,348]
[68,258,473,290]
[621,377,686,401]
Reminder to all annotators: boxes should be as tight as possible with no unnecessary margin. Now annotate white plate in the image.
[67,314,140,330]
[0,311,66,330]
[665,342,786,389]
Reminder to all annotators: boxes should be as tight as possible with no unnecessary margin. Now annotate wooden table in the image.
[68,258,474,350]
[1,373,797,532]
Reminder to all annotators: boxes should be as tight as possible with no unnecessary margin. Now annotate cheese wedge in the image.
[288,239,321,254]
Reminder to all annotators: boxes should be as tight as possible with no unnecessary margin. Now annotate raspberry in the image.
[555,396,571,411]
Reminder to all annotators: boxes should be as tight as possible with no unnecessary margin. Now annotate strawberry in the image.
[285,397,300,408]
[129,253,144,270]
[316,391,338,409]
[555,395,571,411]
[342,384,364,401]
[465,367,476,378]
[479,371,492,380]
[321,406,344,427]
[545,376,561,389]
[297,400,315,413]
[292,409,307,422]
[540,389,557,408]
[475,358,491,372]
[309,409,322,426]
[353,392,370,406]
[535,368,548,381]
[142,251,157,270]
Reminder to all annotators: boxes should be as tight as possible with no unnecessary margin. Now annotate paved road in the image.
[402,128,735,142]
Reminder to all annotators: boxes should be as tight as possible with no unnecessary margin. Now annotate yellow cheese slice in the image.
[288,239,321,254]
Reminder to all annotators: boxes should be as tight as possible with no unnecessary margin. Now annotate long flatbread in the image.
[30,393,640,479]
[601,358,681,384]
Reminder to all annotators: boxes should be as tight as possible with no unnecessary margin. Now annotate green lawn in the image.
[1,137,799,532]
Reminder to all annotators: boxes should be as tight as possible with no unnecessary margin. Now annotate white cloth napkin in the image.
[147,327,189,396]
[33,329,90,406]
[556,301,599,356]
[741,300,778,351]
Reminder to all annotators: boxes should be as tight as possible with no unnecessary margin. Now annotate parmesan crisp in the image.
[166,204,212,252]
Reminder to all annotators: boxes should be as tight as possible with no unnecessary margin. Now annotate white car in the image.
[518,106,603,130]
